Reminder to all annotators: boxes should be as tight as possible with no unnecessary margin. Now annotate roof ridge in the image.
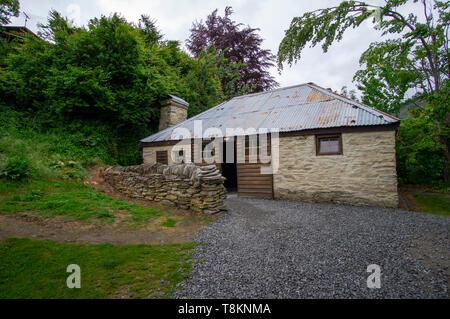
[197,98,337,120]
[306,83,399,123]
[229,82,311,101]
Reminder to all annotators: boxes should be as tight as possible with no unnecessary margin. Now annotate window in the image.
[202,145,215,160]
[173,149,185,163]
[316,134,342,155]
[246,136,258,163]
[156,151,168,164]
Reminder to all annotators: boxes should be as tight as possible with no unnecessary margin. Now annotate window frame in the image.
[245,136,259,163]
[173,149,185,163]
[315,134,343,156]
[156,150,168,164]
[202,142,216,161]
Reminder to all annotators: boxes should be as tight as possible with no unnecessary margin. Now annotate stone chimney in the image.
[158,94,189,131]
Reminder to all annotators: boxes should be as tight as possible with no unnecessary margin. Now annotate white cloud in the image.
[66,3,82,26]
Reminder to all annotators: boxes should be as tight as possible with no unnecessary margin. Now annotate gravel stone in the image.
[173,195,450,298]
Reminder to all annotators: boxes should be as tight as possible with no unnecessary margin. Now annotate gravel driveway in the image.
[174,195,449,298]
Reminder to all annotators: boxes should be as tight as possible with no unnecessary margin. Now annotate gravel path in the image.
[174,195,449,298]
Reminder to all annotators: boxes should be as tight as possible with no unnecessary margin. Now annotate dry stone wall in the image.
[102,163,227,214]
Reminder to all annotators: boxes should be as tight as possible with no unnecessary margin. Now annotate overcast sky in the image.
[8,0,423,94]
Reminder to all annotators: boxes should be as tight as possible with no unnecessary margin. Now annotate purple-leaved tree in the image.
[187,7,278,97]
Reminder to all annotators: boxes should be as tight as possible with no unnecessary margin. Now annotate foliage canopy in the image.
[0,10,228,164]
[0,0,19,26]
[278,0,449,115]
[187,6,278,97]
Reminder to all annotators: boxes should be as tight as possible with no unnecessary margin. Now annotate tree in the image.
[183,46,224,116]
[37,9,78,42]
[0,0,19,26]
[187,6,278,96]
[0,10,229,164]
[136,14,163,45]
[397,100,447,184]
[339,85,359,101]
[353,39,422,114]
[278,0,448,96]
[278,0,449,183]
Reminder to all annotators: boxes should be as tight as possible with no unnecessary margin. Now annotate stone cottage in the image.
[140,83,400,207]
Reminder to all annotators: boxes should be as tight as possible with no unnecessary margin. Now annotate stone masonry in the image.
[274,131,398,207]
[158,99,188,131]
[102,163,227,214]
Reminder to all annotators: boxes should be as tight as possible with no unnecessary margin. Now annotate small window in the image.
[246,137,258,162]
[156,151,168,164]
[316,134,342,155]
[202,146,215,160]
[173,149,185,163]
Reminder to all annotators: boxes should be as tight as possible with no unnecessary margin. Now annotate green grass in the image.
[413,192,450,216]
[0,179,163,223]
[0,238,195,298]
[0,109,117,173]
[160,218,177,227]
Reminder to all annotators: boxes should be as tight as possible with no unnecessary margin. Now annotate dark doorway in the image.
[222,140,237,191]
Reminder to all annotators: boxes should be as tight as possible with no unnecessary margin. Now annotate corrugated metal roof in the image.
[141,83,399,143]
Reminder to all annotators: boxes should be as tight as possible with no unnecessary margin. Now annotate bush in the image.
[0,157,32,181]
[396,114,446,184]
[0,108,118,181]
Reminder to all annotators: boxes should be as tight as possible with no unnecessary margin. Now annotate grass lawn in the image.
[0,238,195,298]
[413,192,450,216]
[0,179,163,223]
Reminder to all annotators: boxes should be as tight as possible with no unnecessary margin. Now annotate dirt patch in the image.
[0,211,206,245]
[0,166,218,245]
[398,191,421,211]
[398,184,450,212]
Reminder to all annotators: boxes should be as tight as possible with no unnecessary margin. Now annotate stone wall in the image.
[102,163,227,214]
[274,131,398,207]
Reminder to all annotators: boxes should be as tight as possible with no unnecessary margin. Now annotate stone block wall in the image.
[274,131,398,207]
[102,163,227,214]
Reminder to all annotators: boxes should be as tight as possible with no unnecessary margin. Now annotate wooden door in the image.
[236,135,273,199]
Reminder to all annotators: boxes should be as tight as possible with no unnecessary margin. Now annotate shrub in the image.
[396,114,446,184]
[0,157,32,181]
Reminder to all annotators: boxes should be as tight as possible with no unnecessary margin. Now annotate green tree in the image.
[278,0,448,96]
[339,85,359,101]
[136,14,163,45]
[0,0,19,26]
[183,46,224,116]
[397,101,447,184]
[37,9,78,41]
[278,0,449,184]
[353,39,421,114]
[1,10,228,164]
